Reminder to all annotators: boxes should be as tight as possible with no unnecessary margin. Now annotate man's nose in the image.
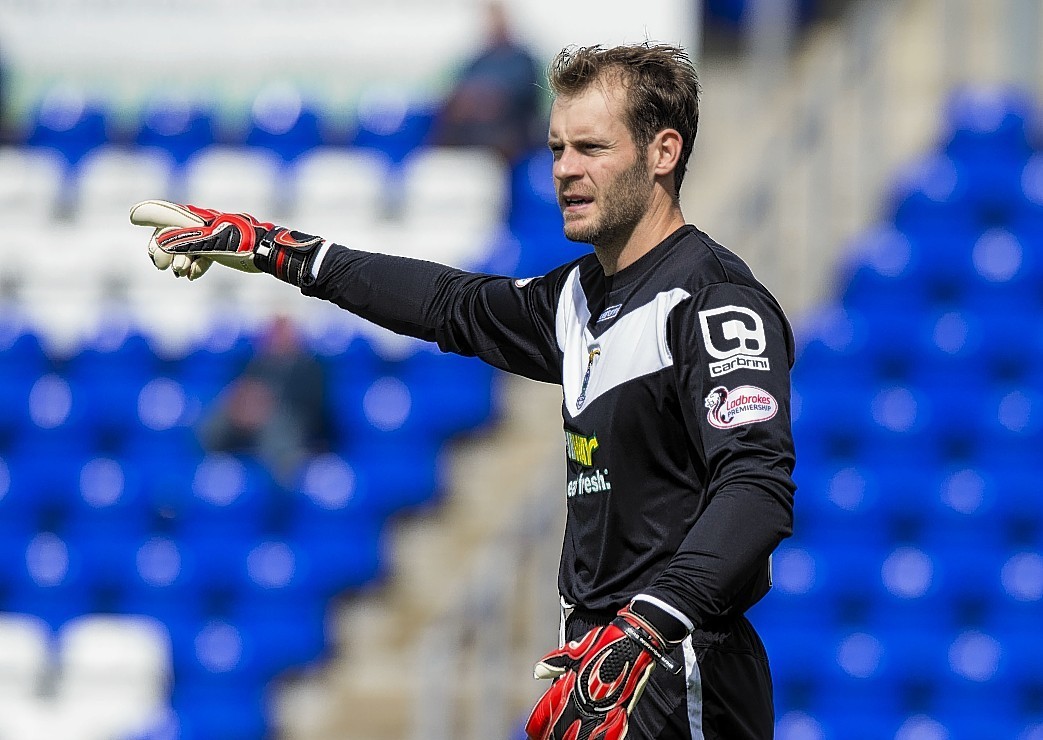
[553,148,582,181]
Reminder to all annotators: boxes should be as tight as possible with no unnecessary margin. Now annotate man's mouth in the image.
[561,195,593,213]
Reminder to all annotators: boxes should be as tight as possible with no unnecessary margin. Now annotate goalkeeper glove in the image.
[129,200,324,285]
[525,601,685,740]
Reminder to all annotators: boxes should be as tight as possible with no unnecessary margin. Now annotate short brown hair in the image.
[549,43,700,196]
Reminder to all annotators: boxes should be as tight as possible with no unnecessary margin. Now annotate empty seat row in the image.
[0,144,510,233]
[22,85,442,165]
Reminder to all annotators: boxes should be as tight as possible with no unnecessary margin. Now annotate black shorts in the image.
[565,612,774,740]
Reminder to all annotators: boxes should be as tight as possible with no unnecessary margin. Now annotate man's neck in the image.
[594,198,686,276]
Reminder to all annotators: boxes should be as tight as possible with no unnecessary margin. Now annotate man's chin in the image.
[562,222,597,245]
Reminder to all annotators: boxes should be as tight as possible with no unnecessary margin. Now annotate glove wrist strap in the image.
[615,612,683,675]
[255,230,323,287]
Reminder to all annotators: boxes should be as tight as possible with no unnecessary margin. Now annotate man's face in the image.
[548,81,654,246]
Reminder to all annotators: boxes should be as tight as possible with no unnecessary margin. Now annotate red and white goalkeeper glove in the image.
[525,602,685,740]
[129,200,324,285]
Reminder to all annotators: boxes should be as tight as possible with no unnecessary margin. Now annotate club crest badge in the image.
[704,385,778,429]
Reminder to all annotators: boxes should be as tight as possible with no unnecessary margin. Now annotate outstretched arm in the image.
[130,199,568,382]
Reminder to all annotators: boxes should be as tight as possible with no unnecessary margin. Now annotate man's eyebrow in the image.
[547,135,612,148]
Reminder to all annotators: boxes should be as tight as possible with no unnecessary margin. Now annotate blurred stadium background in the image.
[0,0,1042,738]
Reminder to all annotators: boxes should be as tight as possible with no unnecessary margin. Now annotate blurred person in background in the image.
[428,0,544,163]
[198,315,331,485]
[132,40,794,740]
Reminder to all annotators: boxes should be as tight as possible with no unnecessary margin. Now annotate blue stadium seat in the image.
[135,97,217,165]
[783,710,896,740]
[11,373,95,457]
[0,327,52,377]
[68,371,155,452]
[1010,152,1043,243]
[0,519,35,603]
[124,428,206,515]
[118,536,207,625]
[178,453,276,539]
[988,549,1043,631]
[837,227,931,315]
[975,387,1043,476]
[759,623,832,712]
[941,85,1036,226]
[344,436,445,515]
[506,148,590,276]
[888,154,980,243]
[862,545,970,634]
[399,346,499,439]
[915,466,1007,551]
[288,450,380,519]
[171,333,253,408]
[508,148,561,233]
[792,306,878,387]
[759,538,885,630]
[228,596,329,679]
[932,629,1022,717]
[245,85,326,161]
[234,538,323,601]
[64,454,151,534]
[984,463,1042,541]
[3,443,92,532]
[942,85,1035,160]
[790,462,889,536]
[318,332,381,383]
[26,89,109,166]
[169,619,272,740]
[928,710,1023,740]
[5,532,96,629]
[800,633,909,723]
[350,90,436,164]
[285,503,386,596]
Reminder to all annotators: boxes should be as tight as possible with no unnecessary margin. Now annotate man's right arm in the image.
[129,198,567,384]
[303,243,565,383]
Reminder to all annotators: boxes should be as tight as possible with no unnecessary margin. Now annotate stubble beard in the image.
[561,155,653,251]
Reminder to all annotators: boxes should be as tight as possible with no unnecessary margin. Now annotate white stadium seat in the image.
[54,614,173,739]
[73,145,175,225]
[0,147,67,225]
[399,146,508,232]
[0,613,51,703]
[181,145,284,217]
[291,146,391,232]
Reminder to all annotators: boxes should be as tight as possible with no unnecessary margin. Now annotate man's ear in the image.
[650,129,683,180]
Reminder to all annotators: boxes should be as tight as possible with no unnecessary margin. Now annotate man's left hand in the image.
[525,603,683,740]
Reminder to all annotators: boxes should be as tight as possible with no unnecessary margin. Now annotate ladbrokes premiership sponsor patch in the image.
[704,385,778,429]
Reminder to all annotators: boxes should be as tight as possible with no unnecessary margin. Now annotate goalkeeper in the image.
[132,42,795,740]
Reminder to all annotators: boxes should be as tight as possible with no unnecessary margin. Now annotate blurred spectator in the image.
[198,316,331,484]
[429,1,544,163]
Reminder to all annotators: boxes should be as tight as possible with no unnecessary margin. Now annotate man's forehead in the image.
[549,82,629,133]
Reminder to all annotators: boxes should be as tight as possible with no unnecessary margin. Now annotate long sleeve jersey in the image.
[301,224,796,628]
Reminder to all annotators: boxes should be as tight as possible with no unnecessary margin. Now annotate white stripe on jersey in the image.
[684,638,706,740]
[555,267,690,419]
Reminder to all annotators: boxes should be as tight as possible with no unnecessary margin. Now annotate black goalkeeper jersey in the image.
[303,224,796,628]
